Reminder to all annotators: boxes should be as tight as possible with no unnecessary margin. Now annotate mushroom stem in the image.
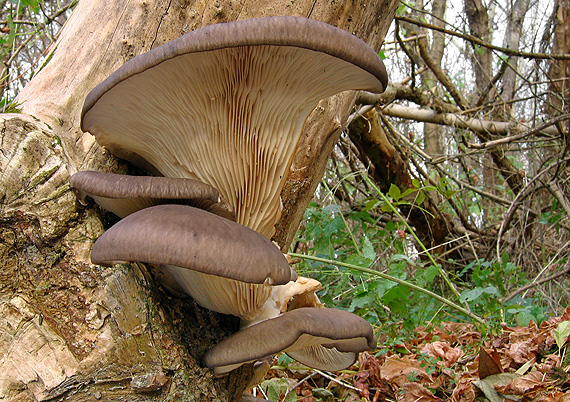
[240,276,324,328]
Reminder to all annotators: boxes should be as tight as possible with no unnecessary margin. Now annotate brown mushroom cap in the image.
[70,171,219,201]
[203,307,377,374]
[70,170,235,219]
[91,204,292,285]
[81,16,388,238]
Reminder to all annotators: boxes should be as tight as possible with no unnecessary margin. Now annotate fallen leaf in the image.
[478,347,502,379]
[473,373,520,402]
[397,382,442,402]
[496,370,555,396]
[381,355,432,387]
[421,341,464,367]
[451,378,477,402]
[553,320,570,350]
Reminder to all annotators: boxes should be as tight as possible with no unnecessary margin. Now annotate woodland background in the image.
[1,0,569,401]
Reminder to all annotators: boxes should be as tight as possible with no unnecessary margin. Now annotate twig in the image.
[503,263,570,303]
[282,371,319,401]
[546,180,570,219]
[381,104,562,137]
[417,35,470,110]
[396,15,570,60]
[496,157,570,261]
[313,369,361,392]
[468,114,570,149]
[288,253,485,325]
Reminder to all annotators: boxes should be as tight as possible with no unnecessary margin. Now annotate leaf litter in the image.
[250,306,570,402]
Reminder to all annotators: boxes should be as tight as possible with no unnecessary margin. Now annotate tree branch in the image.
[417,35,470,110]
[502,263,570,303]
[396,15,570,60]
[381,103,562,137]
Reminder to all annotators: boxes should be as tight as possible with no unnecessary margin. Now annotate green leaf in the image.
[364,198,380,211]
[417,264,440,286]
[378,50,386,60]
[277,353,294,367]
[312,388,334,402]
[553,321,570,350]
[515,311,535,327]
[415,190,425,206]
[387,183,401,200]
[323,215,343,237]
[400,187,417,198]
[460,286,500,303]
[385,220,397,231]
[389,254,414,265]
[361,236,376,261]
[260,378,297,402]
[349,291,377,311]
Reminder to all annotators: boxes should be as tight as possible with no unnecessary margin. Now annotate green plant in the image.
[292,171,554,338]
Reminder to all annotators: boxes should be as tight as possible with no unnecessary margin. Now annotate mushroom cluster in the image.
[72,16,387,373]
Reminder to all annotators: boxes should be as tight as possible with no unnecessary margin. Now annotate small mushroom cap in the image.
[81,16,388,238]
[70,171,220,201]
[203,307,377,373]
[70,170,235,219]
[91,204,292,285]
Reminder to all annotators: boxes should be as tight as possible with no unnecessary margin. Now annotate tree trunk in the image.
[422,0,446,159]
[464,0,525,201]
[1,0,397,401]
[546,0,570,133]
[501,0,530,117]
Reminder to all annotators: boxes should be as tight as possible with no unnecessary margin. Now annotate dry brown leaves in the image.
[252,307,570,402]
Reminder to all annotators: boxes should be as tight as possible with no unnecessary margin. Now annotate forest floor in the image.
[252,307,570,402]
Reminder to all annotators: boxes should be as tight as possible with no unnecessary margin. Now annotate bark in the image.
[464,0,525,197]
[382,104,561,137]
[1,0,397,401]
[501,0,530,117]
[422,0,446,160]
[464,0,493,103]
[546,0,570,132]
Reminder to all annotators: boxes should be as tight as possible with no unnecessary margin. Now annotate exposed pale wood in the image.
[382,103,561,136]
[3,0,397,400]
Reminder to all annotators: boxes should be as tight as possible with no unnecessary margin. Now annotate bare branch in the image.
[396,15,570,60]
[381,103,563,137]
[417,35,470,110]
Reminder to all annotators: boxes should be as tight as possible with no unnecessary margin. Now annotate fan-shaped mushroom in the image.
[70,170,234,219]
[204,307,377,374]
[81,16,387,238]
[78,16,387,370]
[91,204,294,318]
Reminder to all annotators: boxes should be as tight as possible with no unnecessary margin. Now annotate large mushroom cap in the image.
[82,16,387,238]
[91,204,292,285]
[70,170,235,219]
[203,307,377,374]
